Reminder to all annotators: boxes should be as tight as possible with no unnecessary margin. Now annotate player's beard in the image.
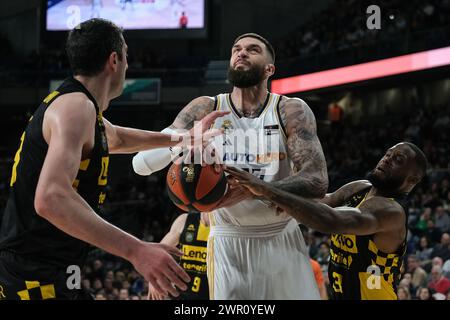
[366,169,405,196]
[227,63,265,88]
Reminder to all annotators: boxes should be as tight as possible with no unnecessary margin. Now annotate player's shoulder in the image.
[278,96,313,117]
[188,96,216,109]
[330,180,372,206]
[361,195,406,220]
[49,92,96,115]
[279,95,308,107]
[341,180,372,192]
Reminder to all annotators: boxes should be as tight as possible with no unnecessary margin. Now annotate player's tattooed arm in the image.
[171,96,216,130]
[271,97,328,198]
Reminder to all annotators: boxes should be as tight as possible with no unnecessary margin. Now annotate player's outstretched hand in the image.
[130,242,190,297]
[189,110,230,144]
[223,165,270,197]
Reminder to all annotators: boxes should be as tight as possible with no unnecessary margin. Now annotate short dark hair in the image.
[403,142,428,179]
[233,33,275,63]
[66,18,124,76]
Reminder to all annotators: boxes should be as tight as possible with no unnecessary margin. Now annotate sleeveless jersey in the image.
[210,92,294,226]
[328,187,409,300]
[176,213,209,300]
[0,77,109,268]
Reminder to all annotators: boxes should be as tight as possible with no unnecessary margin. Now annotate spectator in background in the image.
[95,293,106,300]
[431,233,450,261]
[118,288,130,300]
[316,242,330,265]
[82,279,93,297]
[434,206,450,233]
[310,258,328,300]
[417,287,434,300]
[425,219,443,245]
[443,259,450,278]
[431,256,444,269]
[397,286,411,300]
[407,255,428,291]
[416,236,433,268]
[439,179,449,200]
[428,265,450,295]
[91,259,105,280]
[93,278,103,293]
[399,272,413,291]
[415,208,431,233]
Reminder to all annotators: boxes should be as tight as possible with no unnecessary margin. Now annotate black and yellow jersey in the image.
[328,187,408,300]
[0,77,109,268]
[175,213,210,300]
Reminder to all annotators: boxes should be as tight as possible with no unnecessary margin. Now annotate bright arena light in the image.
[271,46,450,94]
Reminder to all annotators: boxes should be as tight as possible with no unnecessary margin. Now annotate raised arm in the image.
[103,118,182,154]
[34,93,189,297]
[103,96,224,154]
[132,96,218,176]
[224,166,405,235]
[159,214,187,247]
[272,98,328,198]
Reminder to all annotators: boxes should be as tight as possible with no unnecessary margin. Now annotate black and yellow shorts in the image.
[0,251,92,300]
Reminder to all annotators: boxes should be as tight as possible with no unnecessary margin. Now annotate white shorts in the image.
[207,219,320,300]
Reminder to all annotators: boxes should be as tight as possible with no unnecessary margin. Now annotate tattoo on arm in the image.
[171,97,215,129]
[272,98,328,198]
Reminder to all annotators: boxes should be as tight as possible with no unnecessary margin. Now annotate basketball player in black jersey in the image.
[0,18,226,300]
[225,142,427,300]
[149,212,210,300]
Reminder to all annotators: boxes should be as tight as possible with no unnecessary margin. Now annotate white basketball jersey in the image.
[211,92,294,226]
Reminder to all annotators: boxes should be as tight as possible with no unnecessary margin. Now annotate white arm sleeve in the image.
[132,127,178,176]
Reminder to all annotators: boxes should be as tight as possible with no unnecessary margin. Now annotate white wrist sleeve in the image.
[132,127,180,176]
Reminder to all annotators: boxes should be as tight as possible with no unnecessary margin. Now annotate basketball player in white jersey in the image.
[133,33,328,299]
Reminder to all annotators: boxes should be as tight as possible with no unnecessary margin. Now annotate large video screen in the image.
[46,0,205,31]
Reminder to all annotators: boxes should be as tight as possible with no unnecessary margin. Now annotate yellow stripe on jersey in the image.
[10,132,26,187]
[79,159,90,171]
[43,91,59,104]
[197,222,210,242]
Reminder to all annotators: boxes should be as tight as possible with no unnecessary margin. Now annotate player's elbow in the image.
[132,153,152,176]
[34,186,67,219]
[310,177,328,199]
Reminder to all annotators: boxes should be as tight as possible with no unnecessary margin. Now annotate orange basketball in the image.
[166,163,228,212]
